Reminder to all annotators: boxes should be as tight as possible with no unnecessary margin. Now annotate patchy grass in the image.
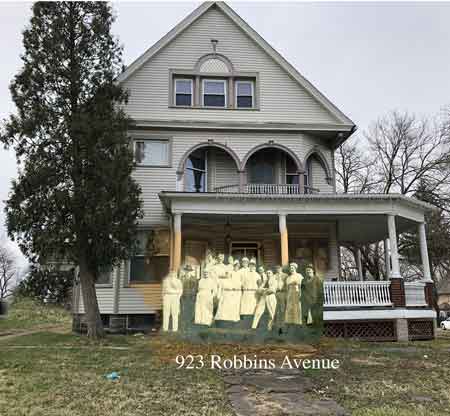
[1,301,449,415]
[0,297,71,334]
[0,332,233,416]
[304,336,450,415]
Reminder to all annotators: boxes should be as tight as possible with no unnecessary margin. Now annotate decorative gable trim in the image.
[117,1,355,129]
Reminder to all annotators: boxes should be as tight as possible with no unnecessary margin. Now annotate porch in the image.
[159,191,437,341]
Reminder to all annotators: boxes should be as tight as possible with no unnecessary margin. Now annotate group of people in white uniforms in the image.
[162,249,313,332]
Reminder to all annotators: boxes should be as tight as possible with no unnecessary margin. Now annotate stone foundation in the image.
[395,318,408,342]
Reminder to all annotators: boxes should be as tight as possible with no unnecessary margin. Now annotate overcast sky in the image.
[1,1,450,265]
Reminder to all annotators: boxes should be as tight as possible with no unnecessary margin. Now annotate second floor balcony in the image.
[214,183,320,194]
[176,141,333,195]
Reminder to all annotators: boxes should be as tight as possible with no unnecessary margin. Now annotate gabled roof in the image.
[117,1,355,128]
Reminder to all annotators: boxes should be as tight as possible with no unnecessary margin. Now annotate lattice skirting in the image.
[408,319,434,340]
[324,320,396,341]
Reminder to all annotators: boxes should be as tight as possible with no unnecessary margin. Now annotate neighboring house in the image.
[437,280,450,317]
[72,1,436,341]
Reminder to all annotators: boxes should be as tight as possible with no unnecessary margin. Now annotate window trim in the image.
[202,78,227,108]
[235,80,254,109]
[174,78,193,107]
[133,137,172,168]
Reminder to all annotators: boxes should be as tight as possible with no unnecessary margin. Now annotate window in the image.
[230,242,261,263]
[185,149,207,192]
[202,79,227,107]
[96,269,112,285]
[134,139,170,166]
[129,232,169,283]
[235,80,254,108]
[174,78,193,106]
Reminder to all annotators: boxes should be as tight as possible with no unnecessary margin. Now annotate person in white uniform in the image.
[215,259,241,322]
[194,270,217,326]
[252,269,278,330]
[226,255,235,274]
[162,271,183,332]
[240,258,259,317]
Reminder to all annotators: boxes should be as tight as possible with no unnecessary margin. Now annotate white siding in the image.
[212,148,240,189]
[77,287,114,314]
[122,6,338,125]
[134,129,333,226]
[310,157,333,193]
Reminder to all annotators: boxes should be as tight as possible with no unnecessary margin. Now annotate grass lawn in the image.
[1,299,449,415]
[0,297,71,334]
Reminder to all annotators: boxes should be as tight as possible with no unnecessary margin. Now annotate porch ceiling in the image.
[159,192,436,243]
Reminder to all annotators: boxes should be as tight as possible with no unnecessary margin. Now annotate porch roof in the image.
[159,192,437,243]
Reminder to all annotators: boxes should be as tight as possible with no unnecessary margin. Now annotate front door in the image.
[230,242,261,263]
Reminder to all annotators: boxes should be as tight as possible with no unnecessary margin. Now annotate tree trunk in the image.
[79,256,105,338]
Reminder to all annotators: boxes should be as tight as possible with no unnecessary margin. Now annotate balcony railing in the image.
[405,282,427,306]
[324,281,392,307]
[213,183,320,194]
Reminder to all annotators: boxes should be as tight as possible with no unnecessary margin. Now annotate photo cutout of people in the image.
[163,251,323,344]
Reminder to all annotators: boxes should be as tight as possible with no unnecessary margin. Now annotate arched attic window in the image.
[199,57,231,73]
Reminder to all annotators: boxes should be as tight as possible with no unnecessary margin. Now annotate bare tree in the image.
[335,137,379,194]
[366,111,450,197]
[336,110,450,281]
[0,243,17,300]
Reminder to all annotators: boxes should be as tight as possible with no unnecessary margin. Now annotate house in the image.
[72,1,436,341]
[437,279,450,318]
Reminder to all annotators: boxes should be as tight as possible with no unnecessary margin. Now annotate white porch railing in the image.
[324,281,392,307]
[405,282,427,306]
[213,183,320,194]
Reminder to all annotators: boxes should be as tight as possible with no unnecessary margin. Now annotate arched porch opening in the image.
[177,142,241,192]
[304,149,333,193]
[241,144,304,193]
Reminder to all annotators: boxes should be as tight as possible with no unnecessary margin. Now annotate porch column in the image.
[329,222,340,281]
[387,214,401,279]
[418,222,432,282]
[418,222,434,308]
[356,249,363,281]
[387,214,406,310]
[383,238,391,280]
[172,213,182,272]
[279,213,289,266]
[298,171,304,194]
[239,170,246,193]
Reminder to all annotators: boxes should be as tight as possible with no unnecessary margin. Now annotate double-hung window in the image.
[202,79,227,107]
[174,78,193,106]
[129,231,169,283]
[134,139,170,167]
[235,80,254,108]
